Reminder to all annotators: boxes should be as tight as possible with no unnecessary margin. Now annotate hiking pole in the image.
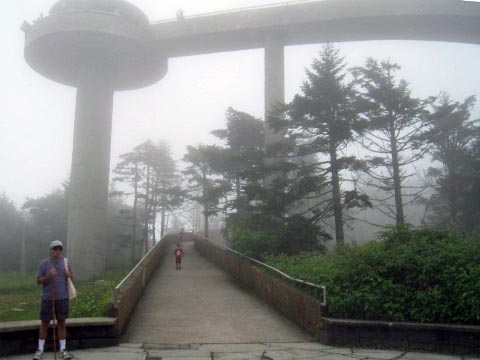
[51,275,57,360]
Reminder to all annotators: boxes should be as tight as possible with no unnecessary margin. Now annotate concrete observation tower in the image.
[23,0,480,280]
[23,0,167,280]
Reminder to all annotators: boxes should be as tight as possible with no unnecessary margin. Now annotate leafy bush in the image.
[224,212,328,260]
[266,225,480,324]
[70,269,128,318]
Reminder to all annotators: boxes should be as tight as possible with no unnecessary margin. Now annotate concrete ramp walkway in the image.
[121,241,312,344]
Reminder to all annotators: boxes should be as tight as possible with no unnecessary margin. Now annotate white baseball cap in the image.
[50,240,64,249]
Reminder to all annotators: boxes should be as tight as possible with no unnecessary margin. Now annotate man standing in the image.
[33,240,73,360]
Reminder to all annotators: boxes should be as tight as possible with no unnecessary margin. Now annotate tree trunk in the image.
[143,165,151,255]
[389,119,404,225]
[203,169,209,239]
[236,177,241,199]
[161,205,166,238]
[131,162,139,265]
[151,174,160,246]
[20,218,26,272]
[152,208,157,245]
[329,138,344,245]
[203,207,209,239]
[447,162,461,232]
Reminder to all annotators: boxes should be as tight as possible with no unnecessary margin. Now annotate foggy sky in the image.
[2,0,480,207]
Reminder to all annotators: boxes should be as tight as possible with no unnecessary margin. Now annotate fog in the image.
[0,0,479,252]
[1,0,479,209]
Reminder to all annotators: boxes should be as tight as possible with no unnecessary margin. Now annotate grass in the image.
[0,269,129,322]
[0,272,39,321]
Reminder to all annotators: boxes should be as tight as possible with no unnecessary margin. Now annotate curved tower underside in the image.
[23,0,480,280]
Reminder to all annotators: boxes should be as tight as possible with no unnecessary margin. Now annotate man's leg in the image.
[57,320,66,343]
[36,299,51,355]
[33,321,49,359]
[39,320,49,340]
[57,320,72,359]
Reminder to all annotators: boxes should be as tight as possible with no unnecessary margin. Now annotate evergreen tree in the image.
[421,94,480,233]
[353,59,430,225]
[183,145,230,238]
[147,140,185,241]
[114,140,184,255]
[210,107,265,212]
[0,194,23,272]
[113,149,143,264]
[23,187,69,253]
[269,44,368,245]
[134,140,157,254]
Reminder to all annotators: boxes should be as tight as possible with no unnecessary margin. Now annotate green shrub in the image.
[266,226,480,324]
[70,269,129,318]
[225,212,328,260]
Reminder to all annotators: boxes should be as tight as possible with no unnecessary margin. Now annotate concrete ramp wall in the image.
[194,235,325,337]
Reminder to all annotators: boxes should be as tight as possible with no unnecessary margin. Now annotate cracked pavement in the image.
[3,342,478,359]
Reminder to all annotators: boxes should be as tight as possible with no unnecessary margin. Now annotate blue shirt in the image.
[36,256,70,301]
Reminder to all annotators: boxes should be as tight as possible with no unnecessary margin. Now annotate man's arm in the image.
[37,268,56,285]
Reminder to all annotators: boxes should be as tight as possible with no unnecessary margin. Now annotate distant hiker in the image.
[173,243,184,270]
[33,240,73,360]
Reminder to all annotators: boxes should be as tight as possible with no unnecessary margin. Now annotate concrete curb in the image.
[0,317,117,357]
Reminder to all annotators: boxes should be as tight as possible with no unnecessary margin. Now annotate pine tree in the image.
[113,149,143,263]
[421,94,480,233]
[269,44,368,245]
[210,107,265,212]
[183,145,230,238]
[353,58,430,225]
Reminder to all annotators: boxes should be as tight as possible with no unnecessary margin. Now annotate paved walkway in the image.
[4,242,478,359]
[121,241,311,344]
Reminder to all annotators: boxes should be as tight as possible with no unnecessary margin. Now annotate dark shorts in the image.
[40,299,69,322]
[175,257,182,264]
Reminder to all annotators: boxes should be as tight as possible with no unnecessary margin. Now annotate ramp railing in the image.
[195,234,327,306]
[149,0,323,24]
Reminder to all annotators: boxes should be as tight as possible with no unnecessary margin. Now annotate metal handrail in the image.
[196,234,327,306]
[149,0,323,25]
[113,235,168,308]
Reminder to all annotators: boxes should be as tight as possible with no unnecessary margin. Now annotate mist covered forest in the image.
[1,44,479,273]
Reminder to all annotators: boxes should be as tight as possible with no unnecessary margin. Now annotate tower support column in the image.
[264,35,285,185]
[264,35,285,146]
[67,83,114,281]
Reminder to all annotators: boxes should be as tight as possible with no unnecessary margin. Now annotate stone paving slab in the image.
[161,358,211,360]
[401,352,461,360]
[148,349,211,358]
[263,348,332,359]
[2,342,479,360]
[199,343,273,352]
[213,352,263,360]
[349,349,404,359]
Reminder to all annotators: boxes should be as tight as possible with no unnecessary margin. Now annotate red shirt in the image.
[173,248,184,258]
